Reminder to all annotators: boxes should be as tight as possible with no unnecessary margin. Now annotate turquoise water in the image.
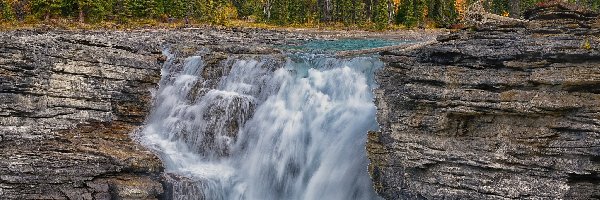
[284,38,411,53]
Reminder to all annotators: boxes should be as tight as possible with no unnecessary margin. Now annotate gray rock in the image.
[0,21,451,199]
[0,27,333,199]
[0,30,165,199]
[369,3,600,200]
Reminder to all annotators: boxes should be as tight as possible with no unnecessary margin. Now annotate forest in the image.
[1,0,599,29]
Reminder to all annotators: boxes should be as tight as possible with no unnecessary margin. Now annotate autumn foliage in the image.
[0,0,598,29]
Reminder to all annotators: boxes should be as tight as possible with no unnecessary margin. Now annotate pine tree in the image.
[373,0,388,29]
[31,0,62,20]
[427,0,459,27]
[69,0,113,23]
[396,0,417,27]
[3,0,600,27]
[0,0,15,21]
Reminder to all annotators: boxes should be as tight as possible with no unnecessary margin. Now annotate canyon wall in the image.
[0,31,166,199]
[4,4,599,199]
[0,28,304,199]
[368,3,600,199]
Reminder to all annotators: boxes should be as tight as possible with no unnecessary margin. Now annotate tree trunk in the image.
[509,0,520,18]
[365,0,372,21]
[352,0,357,23]
[264,0,271,20]
[387,0,394,24]
[15,0,26,21]
[318,0,332,22]
[79,6,85,23]
[325,0,332,22]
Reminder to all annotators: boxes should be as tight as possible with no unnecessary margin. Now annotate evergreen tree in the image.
[0,0,15,21]
[71,0,113,22]
[2,0,600,28]
[396,0,420,27]
[373,0,388,29]
[427,0,459,27]
[31,0,62,20]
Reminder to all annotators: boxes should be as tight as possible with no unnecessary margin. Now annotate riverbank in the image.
[0,18,446,39]
[0,23,445,46]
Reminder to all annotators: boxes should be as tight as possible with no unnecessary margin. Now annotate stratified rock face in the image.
[369,4,600,200]
[0,28,320,199]
[0,31,165,199]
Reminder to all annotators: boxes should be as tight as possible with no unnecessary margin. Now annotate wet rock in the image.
[162,173,206,200]
[369,3,600,200]
[0,27,330,199]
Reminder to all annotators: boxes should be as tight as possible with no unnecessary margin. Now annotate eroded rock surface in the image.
[369,3,600,200]
[0,28,314,199]
[0,31,166,199]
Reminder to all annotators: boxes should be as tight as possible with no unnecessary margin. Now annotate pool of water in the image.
[282,38,412,53]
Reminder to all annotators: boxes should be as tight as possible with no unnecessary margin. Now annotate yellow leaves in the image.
[455,0,466,14]
[221,4,238,20]
[209,3,238,25]
[582,38,592,50]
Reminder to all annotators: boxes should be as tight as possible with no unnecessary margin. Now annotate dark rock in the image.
[0,22,446,199]
[0,27,346,199]
[0,30,165,199]
[369,4,600,200]
[524,1,598,21]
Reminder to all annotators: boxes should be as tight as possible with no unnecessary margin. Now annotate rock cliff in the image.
[6,5,598,199]
[0,28,310,199]
[368,3,600,200]
[0,30,166,199]
[0,26,433,199]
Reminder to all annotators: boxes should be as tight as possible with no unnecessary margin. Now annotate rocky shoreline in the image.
[368,3,600,199]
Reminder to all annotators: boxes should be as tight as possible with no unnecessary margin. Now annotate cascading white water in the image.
[140,48,384,200]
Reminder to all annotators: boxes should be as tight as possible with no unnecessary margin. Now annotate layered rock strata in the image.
[0,28,309,199]
[368,3,600,200]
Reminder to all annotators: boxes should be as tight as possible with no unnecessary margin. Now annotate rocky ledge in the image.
[369,3,600,200]
[0,28,319,199]
[0,23,441,199]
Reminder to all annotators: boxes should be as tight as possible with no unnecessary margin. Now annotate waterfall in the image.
[139,49,383,200]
